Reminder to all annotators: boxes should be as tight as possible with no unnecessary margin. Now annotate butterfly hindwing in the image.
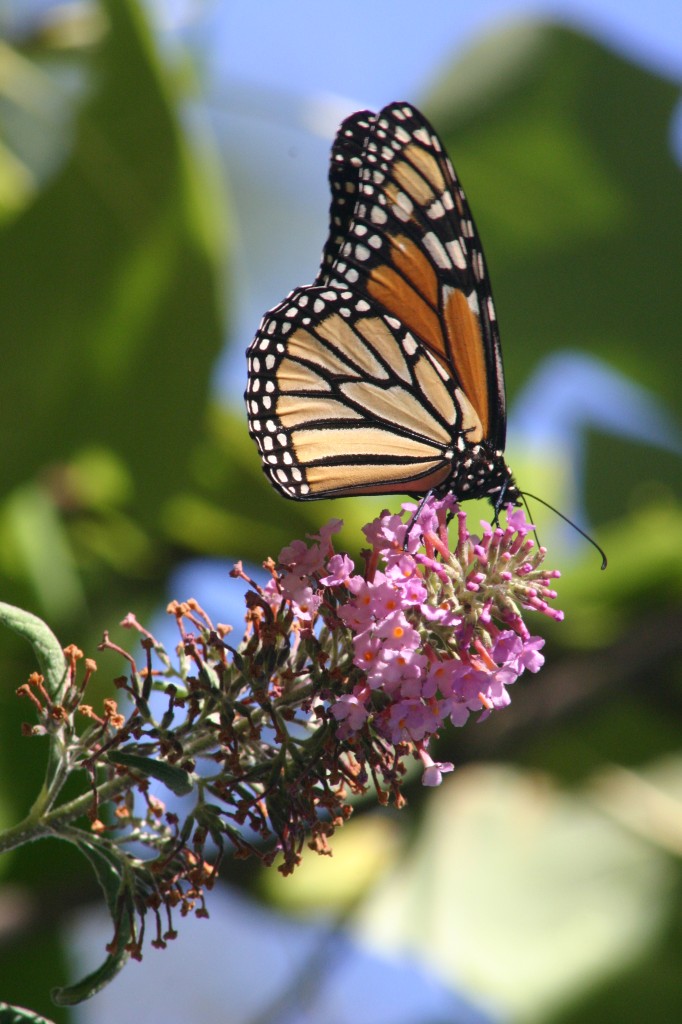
[246,284,482,499]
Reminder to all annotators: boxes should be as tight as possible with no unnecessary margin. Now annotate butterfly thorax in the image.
[438,441,520,511]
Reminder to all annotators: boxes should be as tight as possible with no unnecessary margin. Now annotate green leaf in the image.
[107,750,194,795]
[0,602,66,700]
[51,835,133,1005]
[551,501,682,647]
[2,484,86,623]
[0,1003,57,1024]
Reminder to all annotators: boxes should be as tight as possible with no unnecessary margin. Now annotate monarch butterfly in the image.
[245,101,519,512]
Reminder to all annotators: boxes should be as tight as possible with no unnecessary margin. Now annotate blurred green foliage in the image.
[0,3,680,1022]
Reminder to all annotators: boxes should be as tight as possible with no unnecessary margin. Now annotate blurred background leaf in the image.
[0,0,226,627]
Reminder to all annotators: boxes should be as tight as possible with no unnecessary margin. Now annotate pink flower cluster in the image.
[268,495,562,785]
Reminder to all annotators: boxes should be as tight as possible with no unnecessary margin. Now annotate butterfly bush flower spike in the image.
[14,500,561,963]
[313,495,557,774]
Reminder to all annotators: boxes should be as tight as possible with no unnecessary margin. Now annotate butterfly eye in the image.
[245,102,518,510]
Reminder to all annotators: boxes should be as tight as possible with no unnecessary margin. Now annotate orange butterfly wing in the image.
[245,102,516,507]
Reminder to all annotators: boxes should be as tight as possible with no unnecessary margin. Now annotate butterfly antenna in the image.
[520,490,608,570]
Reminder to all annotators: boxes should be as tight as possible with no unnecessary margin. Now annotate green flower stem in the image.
[0,813,52,855]
[0,681,309,856]
[0,773,126,856]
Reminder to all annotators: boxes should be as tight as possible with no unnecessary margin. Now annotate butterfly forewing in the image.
[315,109,377,284]
[341,104,505,448]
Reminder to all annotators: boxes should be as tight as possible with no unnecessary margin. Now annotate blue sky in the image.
[167,0,682,99]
